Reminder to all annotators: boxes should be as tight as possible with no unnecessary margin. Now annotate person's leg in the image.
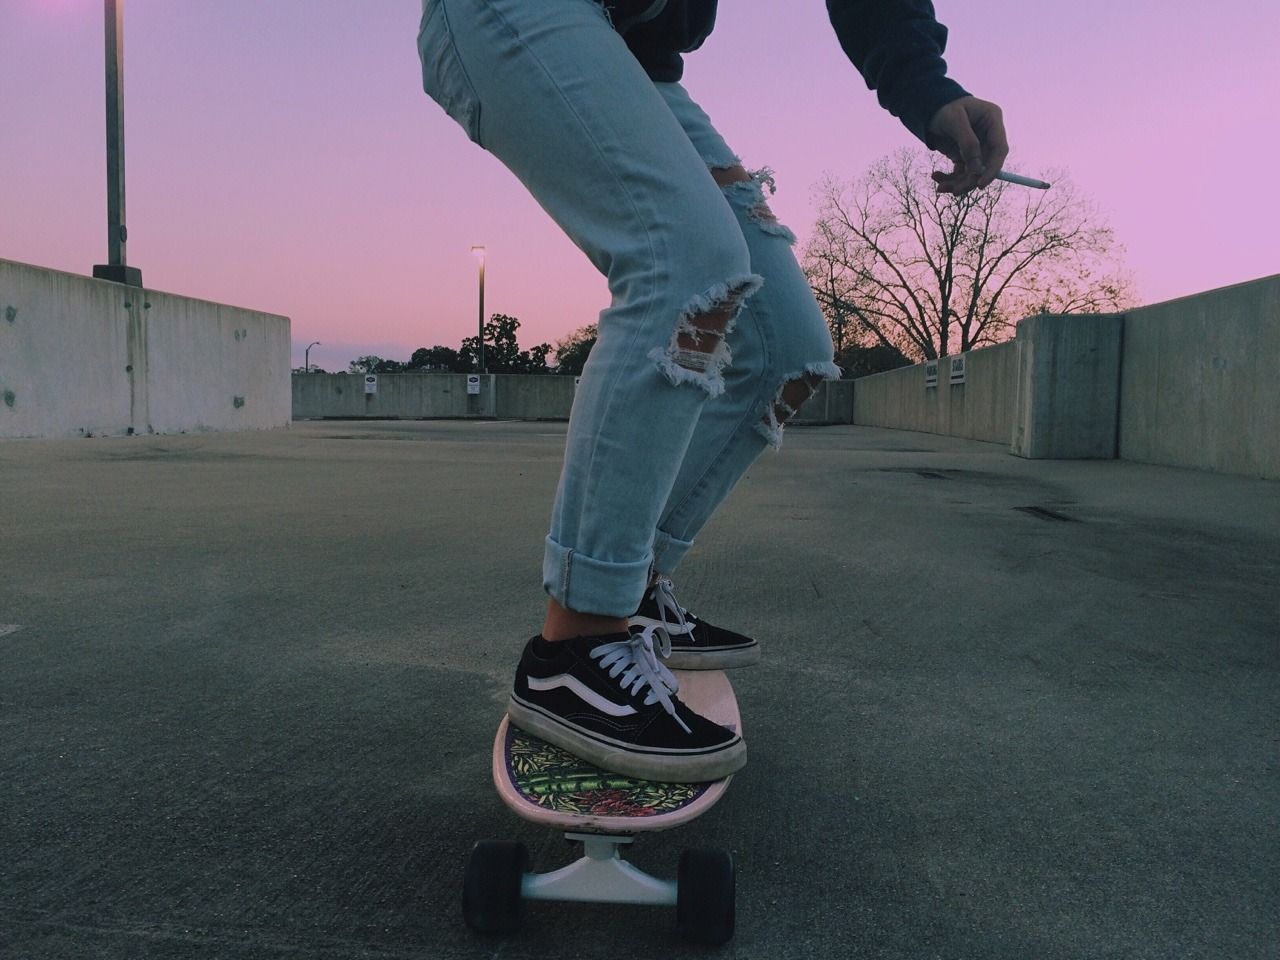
[422,0,762,623]
[647,83,842,579]
[417,0,749,779]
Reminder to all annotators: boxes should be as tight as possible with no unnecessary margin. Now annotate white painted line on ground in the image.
[0,625,23,638]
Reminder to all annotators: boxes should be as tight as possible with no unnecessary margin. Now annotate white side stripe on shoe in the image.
[528,674,639,717]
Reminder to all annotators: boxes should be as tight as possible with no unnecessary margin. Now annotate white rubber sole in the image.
[507,696,746,783]
[663,642,761,671]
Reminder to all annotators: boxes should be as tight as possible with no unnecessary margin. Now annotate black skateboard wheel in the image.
[462,840,528,935]
[676,847,735,945]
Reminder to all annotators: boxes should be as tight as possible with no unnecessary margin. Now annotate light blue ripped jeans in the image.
[417,0,840,618]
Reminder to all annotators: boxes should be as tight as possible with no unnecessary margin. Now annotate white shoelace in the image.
[651,577,695,641]
[590,625,689,734]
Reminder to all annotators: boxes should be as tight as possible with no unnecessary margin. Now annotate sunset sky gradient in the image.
[2,0,1277,373]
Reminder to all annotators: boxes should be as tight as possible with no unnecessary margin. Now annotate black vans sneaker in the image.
[629,578,760,670]
[507,626,746,782]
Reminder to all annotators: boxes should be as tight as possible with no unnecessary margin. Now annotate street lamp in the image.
[305,341,321,373]
[92,0,142,287]
[470,245,486,374]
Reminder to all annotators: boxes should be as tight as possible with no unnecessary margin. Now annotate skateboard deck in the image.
[492,668,740,833]
[467,668,741,944]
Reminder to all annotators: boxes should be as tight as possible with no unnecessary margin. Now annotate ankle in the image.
[542,598,628,643]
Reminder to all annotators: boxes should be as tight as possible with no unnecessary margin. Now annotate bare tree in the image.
[804,149,1135,362]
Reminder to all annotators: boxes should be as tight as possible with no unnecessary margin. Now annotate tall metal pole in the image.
[477,256,486,374]
[105,0,125,268]
[471,246,486,374]
[93,0,142,286]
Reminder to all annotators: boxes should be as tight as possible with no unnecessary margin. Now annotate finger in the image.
[933,174,966,196]
[942,159,979,193]
[932,168,961,195]
[976,122,1011,188]
[935,151,972,193]
[932,160,959,186]
[977,147,1009,189]
[947,124,981,186]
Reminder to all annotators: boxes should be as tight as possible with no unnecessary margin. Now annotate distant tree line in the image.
[301,313,911,380]
[296,315,597,377]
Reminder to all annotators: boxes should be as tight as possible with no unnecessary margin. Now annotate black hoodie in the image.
[601,0,968,146]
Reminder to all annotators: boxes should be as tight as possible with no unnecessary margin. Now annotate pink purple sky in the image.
[2,1,1277,373]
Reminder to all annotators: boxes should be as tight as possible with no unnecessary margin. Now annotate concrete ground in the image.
[1,419,1276,960]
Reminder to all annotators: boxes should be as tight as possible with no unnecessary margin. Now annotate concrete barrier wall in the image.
[852,341,1018,445]
[494,374,574,420]
[845,276,1279,479]
[1012,313,1124,460]
[290,277,1278,481]
[1,259,291,439]
[1119,275,1279,479]
[293,372,857,424]
[293,373,499,419]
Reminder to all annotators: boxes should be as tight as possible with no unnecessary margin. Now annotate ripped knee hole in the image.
[711,163,780,224]
[652,274,765,389]
[768,373,825,425]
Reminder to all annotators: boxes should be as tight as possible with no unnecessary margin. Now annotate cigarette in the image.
[995,170,1051,190]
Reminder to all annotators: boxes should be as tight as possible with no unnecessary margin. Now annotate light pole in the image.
[92,0,142,287]
[470,245,486,373]
[305,341,321,373]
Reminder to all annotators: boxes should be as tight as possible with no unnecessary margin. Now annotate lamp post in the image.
[470,245,486,374]
[92,0,142,287]
[305,341,321,373]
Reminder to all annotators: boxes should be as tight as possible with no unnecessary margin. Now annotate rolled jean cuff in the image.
[651,528,695,577]
[542,535,654,618]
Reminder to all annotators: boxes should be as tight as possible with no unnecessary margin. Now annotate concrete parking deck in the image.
[2,420,1276,959]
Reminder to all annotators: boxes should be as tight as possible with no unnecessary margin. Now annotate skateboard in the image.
[462,668,740,945]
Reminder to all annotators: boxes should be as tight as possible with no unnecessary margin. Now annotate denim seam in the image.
[658,291,777,540]
[437,0,485,144]
[659,388,772,541]
[580,262,665,549]
[654,179,784,535]
[481,0,665,592]
[658,83,741,172]
[651,527,693,573]
[562,547,573,608]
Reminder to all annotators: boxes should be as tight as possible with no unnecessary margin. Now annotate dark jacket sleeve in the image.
[825,0,969,145]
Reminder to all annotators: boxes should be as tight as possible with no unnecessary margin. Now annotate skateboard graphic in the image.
[463,668,739,945]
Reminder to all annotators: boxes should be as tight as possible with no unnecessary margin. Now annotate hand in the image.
[927,96,1009,195]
